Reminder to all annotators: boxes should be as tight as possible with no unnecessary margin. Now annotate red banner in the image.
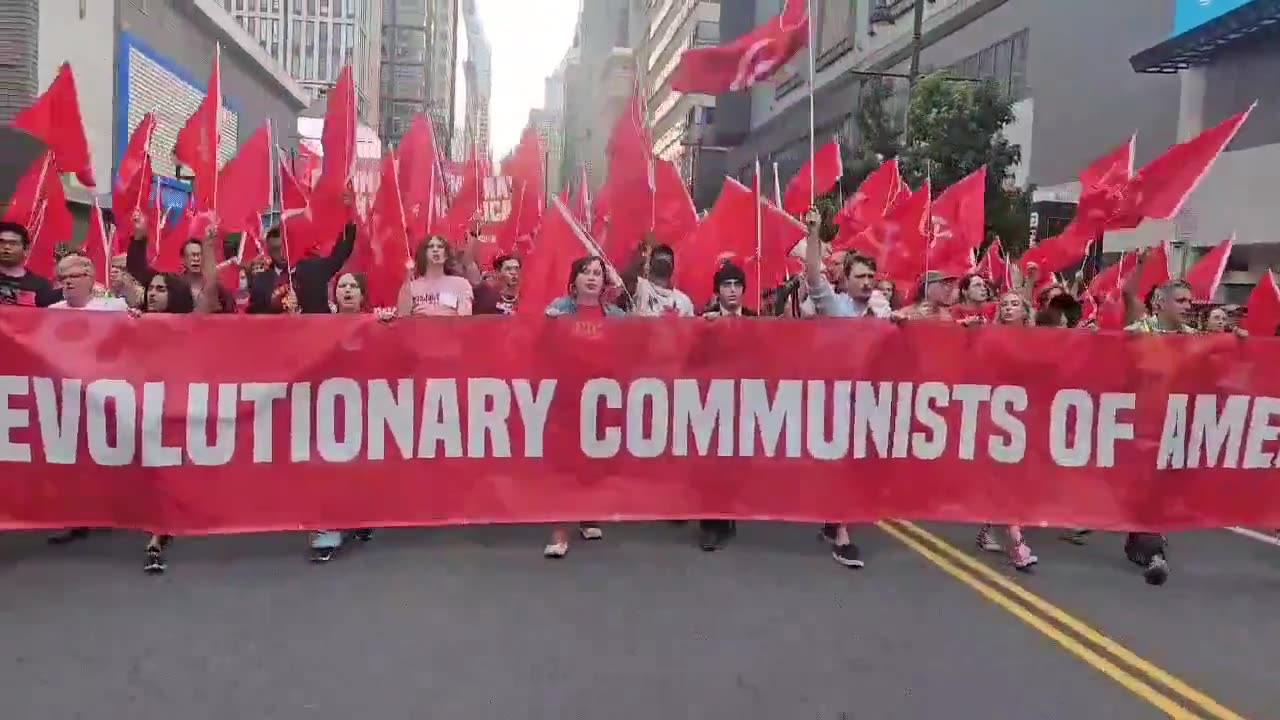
[2,311,1278,534]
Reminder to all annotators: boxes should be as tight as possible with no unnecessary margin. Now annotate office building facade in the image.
[380,0,459,147]
[223,0,381,123]
[459,0,491,155]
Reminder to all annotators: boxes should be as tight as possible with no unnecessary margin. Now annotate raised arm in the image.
[197,222,221,314]
[125,210,158,288]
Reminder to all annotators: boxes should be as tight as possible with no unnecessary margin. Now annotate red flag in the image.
[597,90,655,267]
[13,63,95,188]
[782,140,842,217]
[175,48,222,210]
[318,65,357,197]
[671,0,808,94]
[215,124,273,233]
[1108,106,1254,230]
[1087,249,1138,300]
[441,149,487,241]
[3,151,72,278]
[832,159,904,245]
[1016,220,1095,275]
[519,197,599,316]
[1071,137,1135,234]
[1134,241,1172,304]
[156,208,194,274]
[571,165,592,231]
[501,126,546,237]
[112,113,156,215]
[351,151,411,308]
[1097,290,1128,330]
[278,157,315,261]
[294,143,321,189]
[1080,136,1134,193]
[79,198,110,287]
[1183,236,1233,303]
[398,114,444,241]
[1241,271,1280,336]
[652,158,698,249]
[837,183,929,283]
[116,152,156,232]
[929,166,987,273]
[976,238,1010,290]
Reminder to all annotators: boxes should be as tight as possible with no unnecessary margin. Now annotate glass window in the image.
[994,36,1012,97]
[308,0,317,13]
[225,0,232,10]
[305,20,315,79]
[247,16,257,33]
[271,19,281,58]
[818,0,853,56]
[332,21,342,74]
[235,0,243,9]
[321,0,330,15]
[291,18,303,71]
[318,22,329,79]
[977,46,995,79]
[293,0,301,14]
[344,24,355,65]
[1010,30,1028,100]
[272,0,280,11]
[347,0,356,18]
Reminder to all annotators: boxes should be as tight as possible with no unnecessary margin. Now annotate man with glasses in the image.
[0,221,59,307]
[49,255,128,311]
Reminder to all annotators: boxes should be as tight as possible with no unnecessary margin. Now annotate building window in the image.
[332,22,343,73]
[308,0,317,13]
[270,18,281,58]
[816,0,854,60]
[236,0,243,9]
[305,20,316,78]
[347,0,356,18]
[946,28,1029,101]
[292,18,303,70]
[318,21,329,79]
[345,24,355,65]
[272,0,280,10]
[321,0,330,15]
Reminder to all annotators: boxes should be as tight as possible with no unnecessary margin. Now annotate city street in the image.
[1,521,1276,719]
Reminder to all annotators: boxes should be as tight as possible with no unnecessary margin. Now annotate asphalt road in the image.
[1,521,1276,720]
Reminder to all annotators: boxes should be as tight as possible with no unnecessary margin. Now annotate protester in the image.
[48,254,129,311]
[473,253,521,315]
[108,254,145,308]
[247,220,356,314]
[127,212,236,313]
[952,273,991,320]
[901,271,960,320]
[1202,306,1230,333]
[802,207,890,568]
[623,238,695,317]
[543,255,624,558]
[702,262,755,319]
[309,271,379,563]
[0,221,60,307]
[397,236,475,317]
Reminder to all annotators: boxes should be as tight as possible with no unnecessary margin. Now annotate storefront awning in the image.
[1130,0,1280,73]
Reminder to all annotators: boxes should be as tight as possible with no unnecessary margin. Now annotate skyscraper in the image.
[380,0,459,147]
[224,0,381,123]
[459,0,491,156]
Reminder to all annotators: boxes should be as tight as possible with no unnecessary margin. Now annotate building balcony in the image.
[870,0,920,25]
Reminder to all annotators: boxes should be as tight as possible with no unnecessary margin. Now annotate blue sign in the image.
[1174,0,1256,35]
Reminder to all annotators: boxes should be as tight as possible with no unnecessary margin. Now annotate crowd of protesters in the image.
[0,194,1261,587]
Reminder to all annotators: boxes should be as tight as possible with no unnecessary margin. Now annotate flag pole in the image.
[213,42,222,215]
[772,161,782,207]
[755,156,763,309]
[806,0,816,208]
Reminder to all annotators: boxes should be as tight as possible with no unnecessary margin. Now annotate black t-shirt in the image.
[474,282,517,316]
[0,271,60,307]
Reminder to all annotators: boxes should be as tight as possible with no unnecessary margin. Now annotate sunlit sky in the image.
[476,0,580,156]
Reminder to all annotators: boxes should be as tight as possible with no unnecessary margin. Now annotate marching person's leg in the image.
[820,523,864,568]
[309,530,343,563]
[144,534,171,574]
[1124,532,1170,586]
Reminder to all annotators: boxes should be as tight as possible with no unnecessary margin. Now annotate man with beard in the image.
[0,221,59,307]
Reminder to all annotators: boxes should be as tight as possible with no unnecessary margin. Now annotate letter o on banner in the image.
[1050,389,1093,467]
[626,379,669,458]
[86,379,137,467]
[316,378,364,462]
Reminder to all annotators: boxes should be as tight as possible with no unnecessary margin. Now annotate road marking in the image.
[1227,526,1280,547]
[875,521,1203,719]
[886,520,1248,720]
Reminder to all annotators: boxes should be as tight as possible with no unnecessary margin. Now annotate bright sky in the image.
[476,0,580,156]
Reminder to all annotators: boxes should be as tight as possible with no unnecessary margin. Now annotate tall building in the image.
[635,0,721,207]
[560,0,637,191]
[460,0,491,155]
[380,0,459,147]
[1129,0,1280,300]
[223,0,381,123]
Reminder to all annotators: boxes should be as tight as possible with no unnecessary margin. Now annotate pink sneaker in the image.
[1010,543,1038,571]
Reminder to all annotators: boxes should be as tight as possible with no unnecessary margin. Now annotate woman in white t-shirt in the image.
[396,236,474,318]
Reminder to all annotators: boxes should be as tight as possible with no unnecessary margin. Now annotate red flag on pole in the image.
[832,159,905,244]
[1087,249,1138,300]
[652,158,698,249]
[1183,235,1233,302]
[782,139,841,217]
[3,151,72,278]
[12,63,96,188]
[352,151,411,308]
[318,65,357,198]
[671,0,809,94]
[929,166,987,274]
[215,124,273,233]
[175,47,222,211]
[112,113,156,215]
[1108,106,1254,230]
[1241,271,1280,336]
[1134,241,1172,303]
[519,197,599,315]
[397,114,444,241]
[81,198,110,287]
[597,89,656,267]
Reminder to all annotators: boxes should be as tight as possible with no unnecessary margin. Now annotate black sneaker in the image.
[48,527,90,545]
[353,529,374,543]
[143,550,167,575]
[1143,554,1170,586]
[310,547,336,563]
[1061,529,1093,546]
[818,523,839,544]
[832,543,864,568]
[699,527,725,552]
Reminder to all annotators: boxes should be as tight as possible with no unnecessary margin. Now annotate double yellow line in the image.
[878,520,1247,720]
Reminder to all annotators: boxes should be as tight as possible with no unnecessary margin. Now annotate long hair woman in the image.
[971,290,1038,571]
[543,256,624,559]
[306,271,381,562]
[397,235,474,317]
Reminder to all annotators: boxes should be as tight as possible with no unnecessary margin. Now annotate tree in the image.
[898,73,1030,257]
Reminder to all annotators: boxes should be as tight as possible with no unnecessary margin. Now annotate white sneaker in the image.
[975,527,1002,553]
[543,541,569,558]
[579,525,604,541]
